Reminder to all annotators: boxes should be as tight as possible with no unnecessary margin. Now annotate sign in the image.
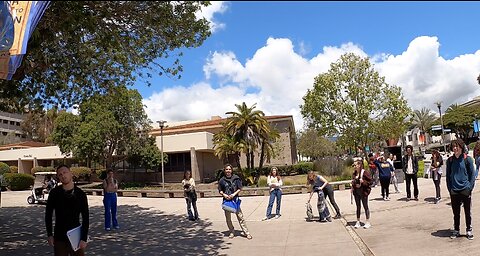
[431,125,442,131]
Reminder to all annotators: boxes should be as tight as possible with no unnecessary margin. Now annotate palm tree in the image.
[446,103,459,113]
[224,102,270,169]
[412,107,437,145]
[258,128,280,168]
[213,130,244,169]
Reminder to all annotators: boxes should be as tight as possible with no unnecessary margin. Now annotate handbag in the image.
[222,198,241,213]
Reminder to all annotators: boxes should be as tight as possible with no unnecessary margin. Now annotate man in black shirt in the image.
[45,165,89,256]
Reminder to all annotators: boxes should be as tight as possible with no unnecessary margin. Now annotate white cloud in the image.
[144,36,480,131]
[195,1,228,33]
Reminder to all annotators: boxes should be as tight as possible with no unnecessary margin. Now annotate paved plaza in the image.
[1,178,480,255]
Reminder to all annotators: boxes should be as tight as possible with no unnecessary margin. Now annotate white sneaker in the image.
[354,221,361,229]
[363,222,371,229]
[274,214,281,219]
[386,197,391,201]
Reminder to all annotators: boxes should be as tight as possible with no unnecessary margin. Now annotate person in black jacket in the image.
[402,145,419,201]
[45,165,89,256]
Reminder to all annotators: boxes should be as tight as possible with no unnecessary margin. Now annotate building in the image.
[149,115,298,183]
[0,111,25,139]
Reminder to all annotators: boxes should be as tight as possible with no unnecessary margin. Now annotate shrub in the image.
[96,169,107,180]
[417,160,425,178]
[9,166,18,173]
[0,162,9,175]
[31,166,55,174]
[293,162,314,174]
[4,173,35,191]
[71,167,91,181]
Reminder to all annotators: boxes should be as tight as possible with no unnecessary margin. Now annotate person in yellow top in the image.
[262,167,283,220]
[182,171,199,221]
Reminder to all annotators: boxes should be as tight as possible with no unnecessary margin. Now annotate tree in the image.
[411,108,437,132]
[21,108,59,143]
[51,86,152,168]
[297,129,339,160]
[213,130,243,169]
[301,53,411,154]
[446,103,459,113]
[442,105,480,140]
[0,1,211,111]
[224,102,271,170]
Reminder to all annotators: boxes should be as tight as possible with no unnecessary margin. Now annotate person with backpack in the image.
[351,158,372,229]
[446,139,476,240]
[402,145,419,201]
[306,171,333,222]
[103,169,119,231]
[182,170,199,221]
[218,164,252,240]
[430,150,443,204]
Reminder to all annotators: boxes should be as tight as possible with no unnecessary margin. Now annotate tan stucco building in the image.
[149,115,298,183]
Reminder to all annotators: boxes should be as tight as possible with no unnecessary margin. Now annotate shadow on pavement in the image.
[0,205,228,255]
[424,197,436,203]
[431,229,453,238]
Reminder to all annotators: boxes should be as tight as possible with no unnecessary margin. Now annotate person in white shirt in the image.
[182,171,198,221]
[402,145,419,201]
[262,167,283,220]
[387,153,400,193]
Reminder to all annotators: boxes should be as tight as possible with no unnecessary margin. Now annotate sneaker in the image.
[386,197,391,201]
[246,234,253,240]
[319,219,327,223]
[105,228,111,231]
[406,198,411,202]
[467,231,474,240]
[228,233,234,239]
[333,213,342,219]
[383,196,387,201]
[274,214,281,219]
[354,221,361,229]
[327,216,332,222]
[261,217,269,221]
[363,222,371,229]
[414,197,419,201]
[114,226,120,229]
[450,230,459,239]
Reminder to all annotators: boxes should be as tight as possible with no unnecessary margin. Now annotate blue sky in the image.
[139,1,480,129]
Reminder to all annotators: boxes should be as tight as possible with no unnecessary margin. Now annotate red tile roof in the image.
[0,141,52,150]
[151,115,293,132]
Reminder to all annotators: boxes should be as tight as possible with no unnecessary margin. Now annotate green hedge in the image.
[9,166,18,173]
[31,166,55,174]
[417,160,425,178]
[4,173,35,191]
[71,167,91,181]
[0,162,9,175]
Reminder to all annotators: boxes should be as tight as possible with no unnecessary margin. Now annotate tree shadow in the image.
[431,229,454,238]
[0,205,228,255]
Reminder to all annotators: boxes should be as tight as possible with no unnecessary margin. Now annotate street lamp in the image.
[435,102,447,153]
[157,120,167,190]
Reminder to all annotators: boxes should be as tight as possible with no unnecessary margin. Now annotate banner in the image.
[0,1,51,80]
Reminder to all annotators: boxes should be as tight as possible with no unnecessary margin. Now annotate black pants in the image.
[186,196,198,220]
[353,189,370,219]
[323,185,341,216]
[450,193,472,232]
[380,177,390,198]
[405,174,418,199]
[432,175,441,199]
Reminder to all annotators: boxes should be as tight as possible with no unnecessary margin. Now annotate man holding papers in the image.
[45,165,89,255]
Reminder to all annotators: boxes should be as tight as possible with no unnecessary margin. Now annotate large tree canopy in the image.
[301,53,411,153]
[0,1,211,111]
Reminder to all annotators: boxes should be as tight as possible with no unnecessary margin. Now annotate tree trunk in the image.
[246,151,251,170]
[259,140,265,169]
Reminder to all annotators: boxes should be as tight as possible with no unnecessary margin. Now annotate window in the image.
[10,121,15,125]
[164,152,191,172]
[16,122,20,126]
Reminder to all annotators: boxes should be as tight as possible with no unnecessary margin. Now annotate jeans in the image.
[432,174,441,199]
[224,207,249,234]
[266,189,282,217]
[450,192,472,232]
[103,192,118,229]
[405,173,418,199]
[186,197,199,220]
[380,177,390,198]
[323,185,340,216]
[391,173,400,192]
[353,189,370,219]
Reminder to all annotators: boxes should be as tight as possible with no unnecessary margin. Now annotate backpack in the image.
[306,203,314,221]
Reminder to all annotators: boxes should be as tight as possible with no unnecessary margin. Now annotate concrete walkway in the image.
[1,177,479,255]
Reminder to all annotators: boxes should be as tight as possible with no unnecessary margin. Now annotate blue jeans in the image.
[103,192,118,229]
[266,189,282,217]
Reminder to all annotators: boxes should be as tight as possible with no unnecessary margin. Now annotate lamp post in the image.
[435,102,447,153]
[157,120,167,190]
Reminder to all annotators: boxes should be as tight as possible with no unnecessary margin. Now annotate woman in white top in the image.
[182,171,198,221]
[430,150,443,204]
[262,167,283,220]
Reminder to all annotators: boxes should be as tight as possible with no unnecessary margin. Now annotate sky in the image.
[139,1,480,130]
